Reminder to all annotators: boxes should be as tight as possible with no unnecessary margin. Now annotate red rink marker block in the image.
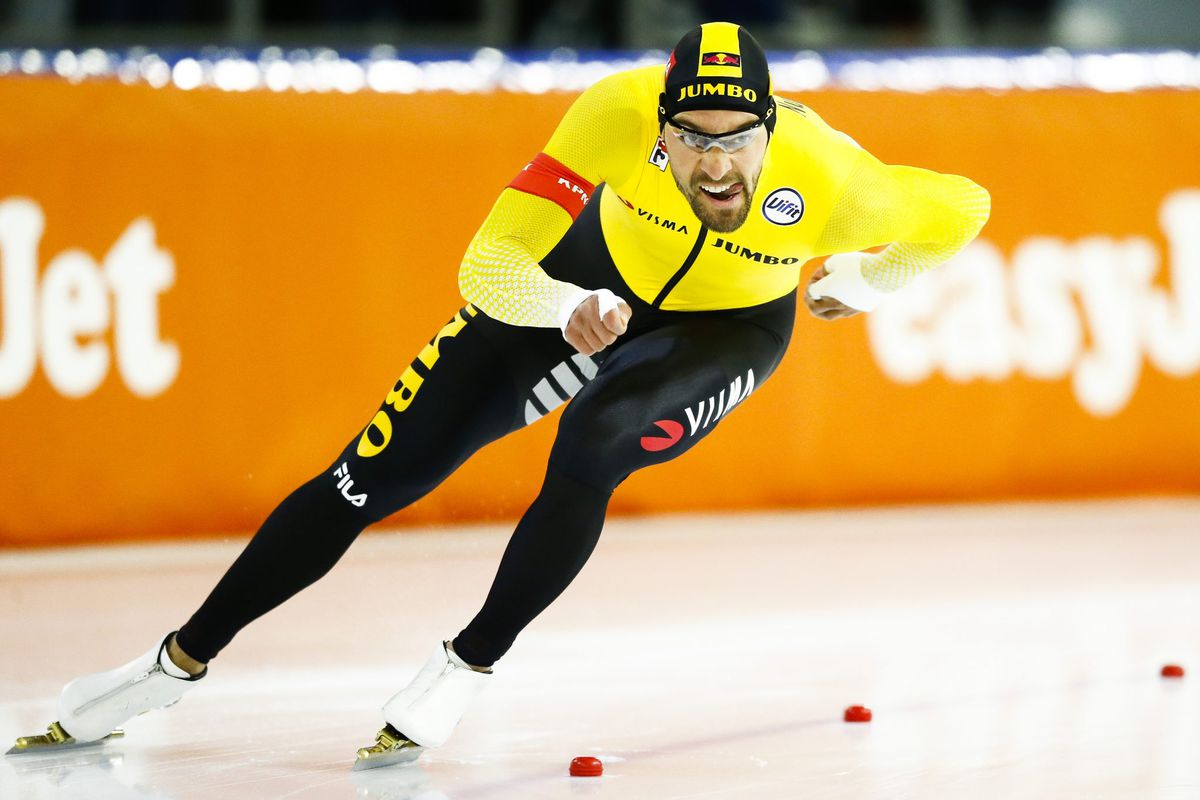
[844,705,873,723]
[1161,664,1185,678]
[570,756,604,777]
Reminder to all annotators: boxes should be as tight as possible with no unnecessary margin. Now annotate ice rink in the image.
[2,499,1198,799]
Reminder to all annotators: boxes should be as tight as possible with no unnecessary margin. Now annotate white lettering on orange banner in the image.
[868,189,1200,417]
[0,198,179,399]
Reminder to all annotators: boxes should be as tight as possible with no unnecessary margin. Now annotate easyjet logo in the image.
[0,198,178,399]
[868,189,1200,417]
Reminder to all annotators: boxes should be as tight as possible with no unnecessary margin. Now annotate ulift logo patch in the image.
[762,188,805,226]
[648,136,669,172]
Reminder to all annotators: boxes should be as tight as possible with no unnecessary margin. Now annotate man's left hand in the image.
[804,264,862,321]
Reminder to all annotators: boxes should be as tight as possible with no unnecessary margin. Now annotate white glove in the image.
[557,287,625,337]
[807,252,888,312]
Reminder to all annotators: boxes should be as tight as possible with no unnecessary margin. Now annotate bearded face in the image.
[671,158,762,233]
[662,110,768,233]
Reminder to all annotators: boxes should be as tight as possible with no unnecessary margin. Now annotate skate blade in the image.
[352,724,423,771]
[6,722,124,755]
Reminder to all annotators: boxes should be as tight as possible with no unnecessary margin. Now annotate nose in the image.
[698,148,732,181]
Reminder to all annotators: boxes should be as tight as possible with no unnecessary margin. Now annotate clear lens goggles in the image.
[668,119,764,153]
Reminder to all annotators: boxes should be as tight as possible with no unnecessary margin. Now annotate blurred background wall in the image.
[2,2,1199,547]
[3,0,1200,50]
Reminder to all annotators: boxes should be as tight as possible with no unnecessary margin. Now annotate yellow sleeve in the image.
[542,70,646,189]
[814,148,991,292]
[457,190,579,329]
[458,72,648,327]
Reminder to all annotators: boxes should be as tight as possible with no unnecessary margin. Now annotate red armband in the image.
[507,153,596,221]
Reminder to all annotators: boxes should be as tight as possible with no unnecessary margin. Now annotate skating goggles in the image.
[666,118,764,154]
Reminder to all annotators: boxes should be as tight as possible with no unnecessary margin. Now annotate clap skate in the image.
[6,721,125,755]
[353,723,424,771]
[7,632,205,756]
[353,641,491,771]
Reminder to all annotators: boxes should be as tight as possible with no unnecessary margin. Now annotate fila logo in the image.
[333,462,367,507]
[648,136,669,171]
[638,369,756,453]
[556,178,589,205]
[762,187,804,226]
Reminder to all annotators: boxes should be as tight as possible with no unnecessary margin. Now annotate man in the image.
[9,22,989,769]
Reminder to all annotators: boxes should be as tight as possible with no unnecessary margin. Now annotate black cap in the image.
[659,22,776,134]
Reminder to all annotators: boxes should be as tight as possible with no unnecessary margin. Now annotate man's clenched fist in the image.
[564,291,632,355]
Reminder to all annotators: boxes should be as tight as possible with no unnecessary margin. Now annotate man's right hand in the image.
[564,291,632,356]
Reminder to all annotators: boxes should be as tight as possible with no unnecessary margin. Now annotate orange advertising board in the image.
[1,79,1198,546]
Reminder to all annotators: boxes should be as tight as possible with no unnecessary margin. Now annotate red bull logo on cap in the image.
[702,52,741,67]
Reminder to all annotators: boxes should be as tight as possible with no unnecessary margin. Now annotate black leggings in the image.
[177,193,796,667]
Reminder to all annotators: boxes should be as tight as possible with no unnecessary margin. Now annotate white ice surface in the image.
[2,499,1198,799]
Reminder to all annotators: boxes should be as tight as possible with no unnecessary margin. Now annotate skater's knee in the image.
[551,374,692,489]
[549,405,633,490]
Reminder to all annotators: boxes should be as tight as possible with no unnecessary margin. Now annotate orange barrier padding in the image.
[1,81,1199,546]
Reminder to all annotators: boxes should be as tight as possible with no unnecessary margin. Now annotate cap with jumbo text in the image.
[659,22,775,130]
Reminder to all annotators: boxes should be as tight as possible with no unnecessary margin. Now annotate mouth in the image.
[697,181,744,207]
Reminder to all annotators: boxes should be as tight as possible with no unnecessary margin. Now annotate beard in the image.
[672,165,761,233]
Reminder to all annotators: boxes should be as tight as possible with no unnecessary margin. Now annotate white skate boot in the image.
[7,632,206,754]
[353,641,491,771]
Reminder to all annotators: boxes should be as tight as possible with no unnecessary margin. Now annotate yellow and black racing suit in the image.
[177,67,989,669]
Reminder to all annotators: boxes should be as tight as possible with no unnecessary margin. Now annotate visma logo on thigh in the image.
[639,369,755,452]
[333,462,367,507]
